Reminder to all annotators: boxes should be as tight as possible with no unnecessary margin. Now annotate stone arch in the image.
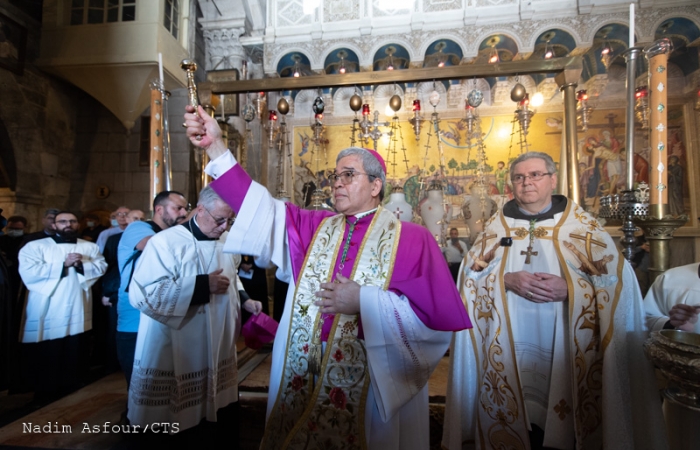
[526,25,583,52]
[367,39,418,67]
[467,30,525,58]
[417,34,468,61]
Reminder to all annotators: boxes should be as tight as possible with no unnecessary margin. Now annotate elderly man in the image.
[127,186,261,439]
[126,209,145,223]
[96,206,130,253]
[19,211,106,399]
[442,152,666,449]
[184,105,471,449]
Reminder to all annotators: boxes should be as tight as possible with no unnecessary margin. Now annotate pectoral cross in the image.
[521,245,538,264]
[521,219,543,264]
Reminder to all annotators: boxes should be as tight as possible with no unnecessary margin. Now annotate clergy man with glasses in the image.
[19,211,106,400]
[126,186,262,443]
[184,105,471,450]
[442,151,667,449]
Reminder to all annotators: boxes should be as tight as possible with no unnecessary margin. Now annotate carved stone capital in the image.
[203,27,246,71]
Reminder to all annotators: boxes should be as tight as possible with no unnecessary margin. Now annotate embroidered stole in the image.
[262,207,400,450]
[461,200,623,449]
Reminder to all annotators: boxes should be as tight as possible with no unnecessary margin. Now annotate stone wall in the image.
[0,3,197,231]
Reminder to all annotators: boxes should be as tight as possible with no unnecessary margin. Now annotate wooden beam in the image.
[199,56,583,95]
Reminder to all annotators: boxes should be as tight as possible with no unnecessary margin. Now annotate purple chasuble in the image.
[211,164,471,333]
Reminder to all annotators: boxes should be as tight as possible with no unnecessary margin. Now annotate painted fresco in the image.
[291,112,562,214]
[290,107,689,219]
[574,106,687,216]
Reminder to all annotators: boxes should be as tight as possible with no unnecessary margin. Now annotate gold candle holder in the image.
[180,59,199,108]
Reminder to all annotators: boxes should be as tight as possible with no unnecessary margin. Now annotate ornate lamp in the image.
[634,86,649,129]
[576,89,593,131]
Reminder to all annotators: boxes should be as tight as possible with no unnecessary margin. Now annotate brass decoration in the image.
[180,59,199,108]
[636,215,688,284]
[644,330,700,410]
[389,94,402,112]
[277,97,290,115]
[510,83,526,102]
[349,93,362,112]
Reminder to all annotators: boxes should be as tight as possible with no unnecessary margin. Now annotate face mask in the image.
[87,221,96,228]
[7,229,23,237]
[110,219,119,227]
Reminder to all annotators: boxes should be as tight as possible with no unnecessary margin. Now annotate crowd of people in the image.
[0,103,695,449]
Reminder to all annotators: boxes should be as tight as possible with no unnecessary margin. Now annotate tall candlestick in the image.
[644,38,671,218]
[629,3,635,47]
[158,53,164,88]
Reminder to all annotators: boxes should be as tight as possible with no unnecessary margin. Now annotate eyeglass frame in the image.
[328,170,377,186]
[203,206,235,227]
[510,171,553,184]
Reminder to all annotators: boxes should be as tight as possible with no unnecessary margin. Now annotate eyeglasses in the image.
[328,170,375,185]
[116,212,129,217]
[55,219,78,225]
[204,207,234,227]
[511,171,552,184]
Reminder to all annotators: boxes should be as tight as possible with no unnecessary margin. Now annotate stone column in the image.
[203,27,246,72]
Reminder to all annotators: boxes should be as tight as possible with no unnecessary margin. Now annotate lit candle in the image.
[629,3,635,47]
[158,52,164,87]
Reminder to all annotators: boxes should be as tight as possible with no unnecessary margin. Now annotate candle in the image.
[158,52,164,88]
[645,38,671,216]
[629,3,635,47]
[220,94,225,120]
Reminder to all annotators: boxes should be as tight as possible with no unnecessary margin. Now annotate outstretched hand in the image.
[183,105,228,159]
[314,274,361,315]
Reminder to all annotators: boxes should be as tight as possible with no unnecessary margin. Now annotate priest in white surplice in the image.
[19,211,106,399]
[127,186,262,437]
[183,105,472,449]
[643,262,700,333]
[442,152,667,450]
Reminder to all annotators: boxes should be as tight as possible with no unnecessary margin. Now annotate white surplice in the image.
[223,180,451,450]
[644,262,700,333]
[127,225,244,431]
[19,238,106,342]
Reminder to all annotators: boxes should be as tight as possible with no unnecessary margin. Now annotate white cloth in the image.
[644,262,700,333]
[443,200,667,450]
[207,153,452,449]
[18,238,106,342]
[127,225,243,431]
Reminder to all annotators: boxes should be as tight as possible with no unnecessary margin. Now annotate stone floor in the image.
[0,347,452,449]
